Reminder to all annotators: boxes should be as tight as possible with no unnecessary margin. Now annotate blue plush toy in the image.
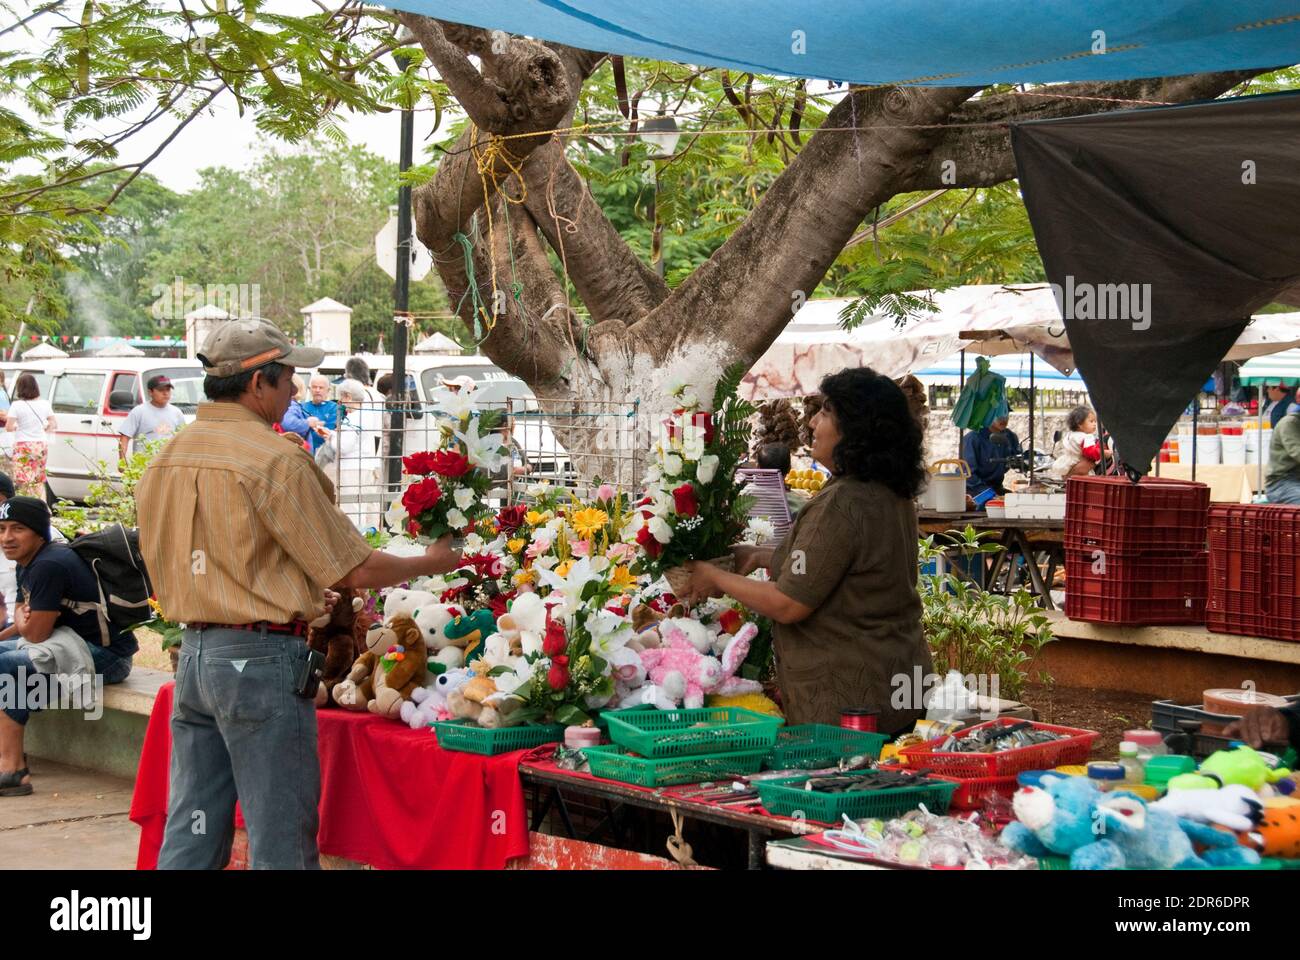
[1001,775,1261,870]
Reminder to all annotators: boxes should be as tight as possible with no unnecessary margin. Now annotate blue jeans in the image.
[0,636,131,725]
[158,627,321,870]
[1266,476,1300,505]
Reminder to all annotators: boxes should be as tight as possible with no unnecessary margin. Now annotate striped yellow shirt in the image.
[136,401,373,624]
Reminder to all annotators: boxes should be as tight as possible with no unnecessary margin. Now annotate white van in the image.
[0,358,204,502]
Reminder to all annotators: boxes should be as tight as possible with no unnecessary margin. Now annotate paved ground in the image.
[0,758,138,869]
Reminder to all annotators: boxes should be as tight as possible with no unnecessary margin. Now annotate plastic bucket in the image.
[928,459,970,513]
[1195,434,1221,465]
[1221,434,1246,466]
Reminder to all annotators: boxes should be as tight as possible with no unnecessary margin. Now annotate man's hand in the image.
[13,603,29,634]
[731,544,772,577]
[425,533,461,575]
[1223,705,1292,748]
[322,589,340,615]
[307,417,323,429]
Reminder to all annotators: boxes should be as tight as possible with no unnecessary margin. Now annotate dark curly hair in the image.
[817,367,926,500]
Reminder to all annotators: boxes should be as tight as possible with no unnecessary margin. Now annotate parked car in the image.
[0,358,203,502]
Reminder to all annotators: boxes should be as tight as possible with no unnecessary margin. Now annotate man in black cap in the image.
[0,497,135,796]
[117,374,186,461]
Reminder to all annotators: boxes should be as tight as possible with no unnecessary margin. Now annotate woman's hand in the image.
[731,544,774,577]
[683,561,724,607]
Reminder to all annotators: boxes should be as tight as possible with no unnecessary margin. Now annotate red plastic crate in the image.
[1064,548,1208,625]
[934,774,1019,810]
[1263,506,1300,641]
[1065,475,1209,554]
[897,719,1099,778]
[1207,504,1269,637]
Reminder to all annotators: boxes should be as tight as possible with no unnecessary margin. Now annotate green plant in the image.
[52,435,170,537]
[917,527,1054,702]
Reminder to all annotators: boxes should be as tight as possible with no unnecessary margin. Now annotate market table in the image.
[766,835,891,870]
[519,757,811,869]
[1149,463,1259,503]
[130,681,530,870]
[916,510,1065,608]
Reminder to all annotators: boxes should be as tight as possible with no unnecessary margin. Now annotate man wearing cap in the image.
[118,375,186,461]
[0,496,135,797]
[135,318,461,868]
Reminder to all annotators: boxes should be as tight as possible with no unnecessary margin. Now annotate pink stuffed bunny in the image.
[639,626,724,708]
[716,622,764,697]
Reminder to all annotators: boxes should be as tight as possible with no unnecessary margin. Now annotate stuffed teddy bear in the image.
[446,660,524,729]
[1002,775,1261,869]
[638,626,724,709]
[332,614,429,719]
[607,646,647,707]
[627,602,683,652]
[1151,783,1264,832]
[384,587,437,621]
[405,603,471,669]
[660,617,717,656]
[307,587,375,707]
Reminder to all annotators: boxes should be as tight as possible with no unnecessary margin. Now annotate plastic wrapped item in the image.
[821,808,1039,869]
[924,670,979,722]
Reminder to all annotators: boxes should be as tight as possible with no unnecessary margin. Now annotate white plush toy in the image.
[660,617,716,656]
[608,646,647,706]
[496,591,548,656]
[408,604,468,668]
[619,676,686,711]
[384,588,437,621]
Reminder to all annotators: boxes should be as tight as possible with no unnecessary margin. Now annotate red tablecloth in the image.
[129,681,531,870]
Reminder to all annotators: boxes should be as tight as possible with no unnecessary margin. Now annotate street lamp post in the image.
[639,112,680,279]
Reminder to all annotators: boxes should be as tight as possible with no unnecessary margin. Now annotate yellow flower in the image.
[610,565,636,591]
[526,510,550,527]
[555,559,574,578]
[513,569,537,586]
[570,507,609,540]
[507,538,526,554]
[148,597,164,617]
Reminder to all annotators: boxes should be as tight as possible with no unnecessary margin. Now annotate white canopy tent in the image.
[95,340,146,358]
[21,342,69,360]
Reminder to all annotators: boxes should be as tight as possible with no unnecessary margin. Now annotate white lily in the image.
[682,430,705,462]
[447,508,467,529]
[697,454,720,485]
[455,424,507,472]
[385,499,408,531]
[462,532,486,554]
[649,516,673,544]
[431,387,477,422]
[453,487,476,511]
[526,480,552,498]
[536,556,603,619]
[588,609,633,656]
[661,453,683,477]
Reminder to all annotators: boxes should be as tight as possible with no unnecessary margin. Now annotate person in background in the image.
[118,375,186,461]
[0,370,11,421]
[685,368,933,734]
[0,496,136,797]
[278,375,312,445]
[315,379,384,531]
[1050,405,1101,479]
[344,356,384,405]
[962,414,1021,496]
[300,375,340,453]
[1266,384,1296,430]
[1266,401,1300,504]
[5,374,56,499]
[376,372,424,422]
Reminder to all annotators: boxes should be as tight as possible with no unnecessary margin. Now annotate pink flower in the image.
[526,537,553,560]
[596,483,615,502]
[571,539,591,557]
[605,542,636,564]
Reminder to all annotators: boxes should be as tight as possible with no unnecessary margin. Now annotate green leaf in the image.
[554,704,590,726]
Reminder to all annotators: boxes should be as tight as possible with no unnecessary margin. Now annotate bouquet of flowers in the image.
[633,364,756,594]
[386,398,508,543]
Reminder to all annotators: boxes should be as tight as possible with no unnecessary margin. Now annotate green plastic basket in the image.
[764,724,888,770]
[756,773,955,823]
[593,703,655,732]
[582,744,769,787]
[604,706,784,758]
[432,719,564,755]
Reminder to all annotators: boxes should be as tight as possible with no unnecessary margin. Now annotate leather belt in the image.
[190,621,310,638]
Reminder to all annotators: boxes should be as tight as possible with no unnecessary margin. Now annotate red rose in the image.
[401,451,441,476]
[547,657,570,691]
[459,552,504,579]
[543,619,567,657]
[429,450,471,477]
[672,483,698,517]
[488,590,514,620]
[635,524,662,558]
[718,608,743,635]
[692,411,714,444]
[402,477,442,516]
[407,518,421,538]
[440,586,467,603]
[496,504,527,534]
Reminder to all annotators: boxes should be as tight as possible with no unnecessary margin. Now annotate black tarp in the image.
[1011,91,1300,475]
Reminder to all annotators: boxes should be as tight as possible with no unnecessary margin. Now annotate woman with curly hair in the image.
[687,367,932,733]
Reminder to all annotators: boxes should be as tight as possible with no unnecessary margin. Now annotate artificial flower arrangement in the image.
[632,364,757,593]
[385,389,509,543]
[489,555,641,726]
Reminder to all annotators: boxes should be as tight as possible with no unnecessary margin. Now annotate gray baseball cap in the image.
[197,318,325,377]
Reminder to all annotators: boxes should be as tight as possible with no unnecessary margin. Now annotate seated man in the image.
[0,497,135,796]
[963,415,1021,496]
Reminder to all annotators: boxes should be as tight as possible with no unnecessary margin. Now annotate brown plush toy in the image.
[308,588,375,708]
[331,614,429,719]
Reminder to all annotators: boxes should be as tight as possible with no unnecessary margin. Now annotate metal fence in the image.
[324,398,643,532]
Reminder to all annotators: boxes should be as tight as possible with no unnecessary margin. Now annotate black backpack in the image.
[65,524,155,646]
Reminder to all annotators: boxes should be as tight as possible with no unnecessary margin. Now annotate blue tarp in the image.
[388,1,1300,85]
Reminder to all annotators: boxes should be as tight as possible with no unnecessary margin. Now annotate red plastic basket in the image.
[1207,504,1269,637]
[934,774,1019,810]
[1064,548,1208,625]
[898,719,1099,778]
[1263,506,1300,642]
[1065,475,1209,555]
